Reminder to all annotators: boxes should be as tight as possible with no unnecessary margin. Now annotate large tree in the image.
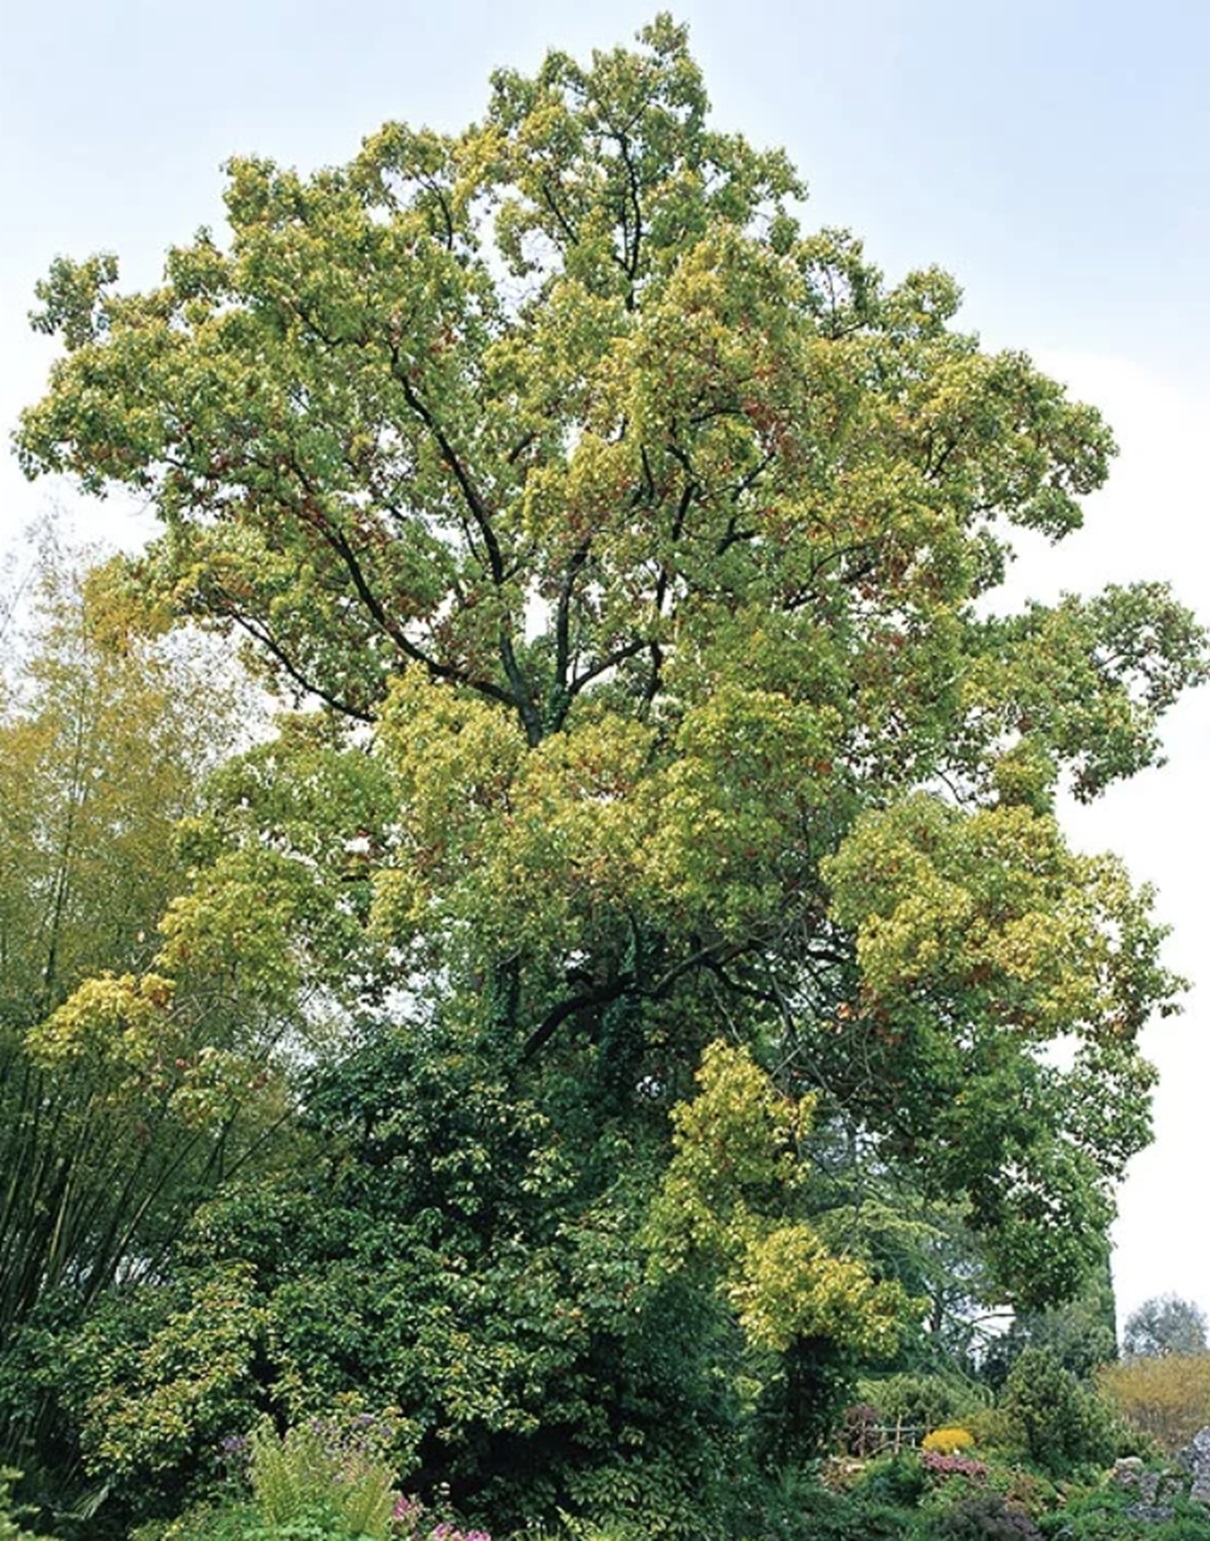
[15,13,1206,1522]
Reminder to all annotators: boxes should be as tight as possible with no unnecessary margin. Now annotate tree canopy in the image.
[10,14,1207,1533]
[1124,1294,1209,1360]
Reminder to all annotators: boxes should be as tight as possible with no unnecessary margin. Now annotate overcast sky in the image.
[3,0,1208,1331]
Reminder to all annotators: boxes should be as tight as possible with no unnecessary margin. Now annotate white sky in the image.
[3,0,1209,1332]
[1006,354,1210,1328]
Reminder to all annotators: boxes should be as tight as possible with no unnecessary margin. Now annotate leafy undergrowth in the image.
[19,1354,1210,1541]
[802,1447,1210,1541]
[108,1440,1210,1541]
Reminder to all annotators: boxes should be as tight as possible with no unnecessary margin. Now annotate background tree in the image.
[0,545,291,1505]
[13,16,1208,1531]
[1123,1294,1209,1360]
[1098,1351,1210,1451]
[980,1259,1118,1388]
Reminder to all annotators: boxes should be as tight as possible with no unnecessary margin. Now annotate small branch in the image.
[278,455,520,711]
[390,359,506,582]
[540,177,580,247]
[229,612,375,722]
[568,637,649,698]
[388,356,542,742]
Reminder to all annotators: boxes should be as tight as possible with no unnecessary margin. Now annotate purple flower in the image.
[923,1450,988,1481]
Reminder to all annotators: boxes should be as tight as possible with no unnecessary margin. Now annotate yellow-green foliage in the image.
[922,1426,975,1454]
[27,971,174,1077]
[823,794,1172,1043]
[644,1041,905,1355]
[371,672,849,966]
[1098,1351,1210,1451]
[73,1263,268,1477]
[963,1407,1015,1452]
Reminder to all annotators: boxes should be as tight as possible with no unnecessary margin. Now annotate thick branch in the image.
[716,519,759,556]
[307,503,516,709]
[614,131,644,306]
[522,938,754,1059]
[522,975,635,1059]
[390,359,506,582]
[553,540,592,698]
[540,177,580,248]
[389,357,543,742]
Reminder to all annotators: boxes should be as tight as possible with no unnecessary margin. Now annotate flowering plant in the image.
[390,1493,490,1541]
[242,1414,400,1537]
[923,1450,988,1483]
[922,1426,975,1455]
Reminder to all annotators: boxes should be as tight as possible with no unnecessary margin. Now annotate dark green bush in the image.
[859,1372,989,1433]
[717,1463,929,1541]
[786,1484,925,1541]
[934,1492,1042,1540]
[856,1453,929,1508]
[0,1469,57,1541]
[1000,1350,1118,1476]
[1037,1483,1210,1540]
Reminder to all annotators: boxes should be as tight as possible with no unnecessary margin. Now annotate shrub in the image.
[963,1408,1015,1453]
[855,1453,928,1508]
[149,1484,492,1541]
[781,1483,926,1540]
[859,1373,988,1433]
[934,1492,1042,1540]
[142,1414,414,1541]
[142,1506,378,1541]
[1036,1483,1210,1540]
[562,1450,730,1541]
[986,1466,1058,1520]
[728,1463,860,1541]
[923,1451,989,1483]
[923,1428,976,1455]
[390,1498,490,1541]
[1000,1350,1118,1475]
